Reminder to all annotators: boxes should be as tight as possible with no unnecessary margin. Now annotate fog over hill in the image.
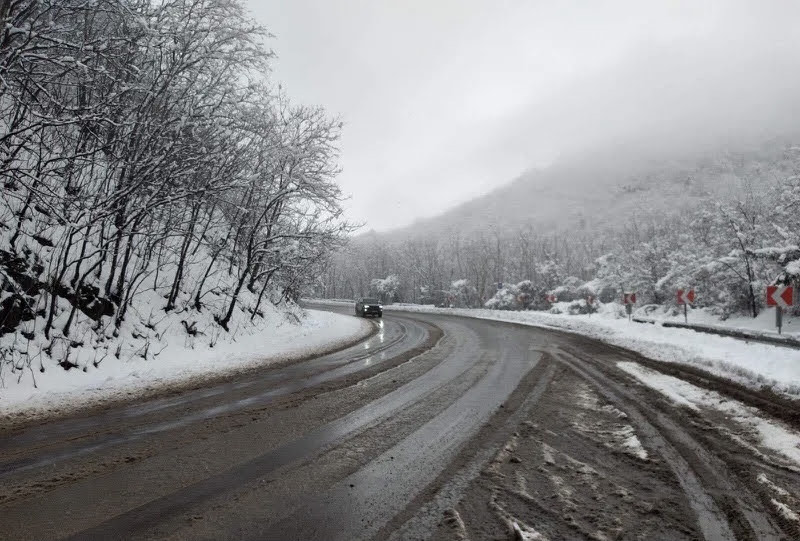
[326,6,800,232]
[375,135,800,242]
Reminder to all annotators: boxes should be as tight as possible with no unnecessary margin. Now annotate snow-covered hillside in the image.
[0,0,352,405]
[2,307,371,419]
[0,213,359,408]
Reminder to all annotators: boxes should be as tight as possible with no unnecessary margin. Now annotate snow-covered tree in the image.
[0,0,351,377]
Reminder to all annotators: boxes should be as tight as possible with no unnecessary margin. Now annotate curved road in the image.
[1,306,799,540]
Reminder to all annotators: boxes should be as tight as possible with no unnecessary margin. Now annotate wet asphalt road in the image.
[1,306,799,540]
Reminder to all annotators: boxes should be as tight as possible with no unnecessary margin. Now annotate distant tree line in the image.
[0,0,349,353]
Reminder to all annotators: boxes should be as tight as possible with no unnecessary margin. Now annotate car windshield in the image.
[362,298,379,304]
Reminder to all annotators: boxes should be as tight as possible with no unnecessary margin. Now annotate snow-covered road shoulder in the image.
[378,304,800,399]
[1,309,372,423]
[619,361,800,468]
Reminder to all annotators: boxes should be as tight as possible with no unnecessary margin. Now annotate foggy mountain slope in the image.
[377,137,800,241]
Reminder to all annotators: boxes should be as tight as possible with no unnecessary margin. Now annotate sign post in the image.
[677,289,696,323]
[623,292,636,321]
[767,285,794,334]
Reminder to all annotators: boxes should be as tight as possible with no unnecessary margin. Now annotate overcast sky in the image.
[247,1,800,232]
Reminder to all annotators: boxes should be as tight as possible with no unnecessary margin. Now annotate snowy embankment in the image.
[636,303,800,337]
[1,309,371,420]
[630,303,800,349]
[307,299,800,399]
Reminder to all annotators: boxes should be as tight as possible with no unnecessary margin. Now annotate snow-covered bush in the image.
[485,280,549,311]
[551,277,582,303]
[566,299,597,315]
[370,275,401,303]
[485,287,518,310]
[447,279,478,308]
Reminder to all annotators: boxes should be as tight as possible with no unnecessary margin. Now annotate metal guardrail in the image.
[632,317,800,349]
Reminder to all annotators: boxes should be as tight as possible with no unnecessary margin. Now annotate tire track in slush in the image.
[551,347,782,541]
[385,361,558,541]
[261,327,542,541]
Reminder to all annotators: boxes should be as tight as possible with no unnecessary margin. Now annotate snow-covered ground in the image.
[1,309,371,420]
[304,299,800,399]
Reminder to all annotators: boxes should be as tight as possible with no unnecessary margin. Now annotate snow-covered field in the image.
[308,300,800,399]
[1,309,371,420]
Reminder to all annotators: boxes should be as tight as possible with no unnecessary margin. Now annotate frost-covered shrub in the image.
[485,287,518,310]
[597,285,618,303]
[447,279,478,308]
[574,284,595,300]
[566,299,598,315]
[551,285,575,302]
[549,276,584,303]
[485,280,549,311]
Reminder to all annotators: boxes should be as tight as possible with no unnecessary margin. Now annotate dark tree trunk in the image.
[166,205,200,311]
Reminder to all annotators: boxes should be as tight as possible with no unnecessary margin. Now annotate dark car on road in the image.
[355,298,382,318]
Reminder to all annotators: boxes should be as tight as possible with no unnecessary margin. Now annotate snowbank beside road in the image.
[377,303,800,399]
[1,309,371,420]
[634,303,800,338]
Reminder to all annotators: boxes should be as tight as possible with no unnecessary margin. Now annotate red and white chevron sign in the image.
[767,285,794,308]
[623,292,636,305]
[677,289,695,305]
